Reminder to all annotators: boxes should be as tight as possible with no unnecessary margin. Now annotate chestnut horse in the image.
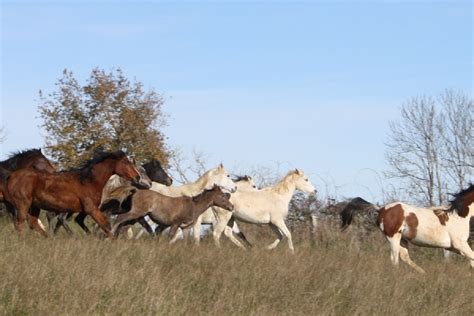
[341,184,474,273]
[112,185,234,243]
[5,151,140,238]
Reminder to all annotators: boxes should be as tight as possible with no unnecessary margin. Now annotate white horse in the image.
[191,175,258,247]
[213,169,317,252]
[151,163,236,196]
[134,164,237,239]
[376,184,474,273]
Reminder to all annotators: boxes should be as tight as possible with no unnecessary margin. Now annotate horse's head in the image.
[6,148,56,173]
[206,164,237,193]
[291,169,317,195]
[114,154,141,185]
[233,175,258,191]
[142,159,173,186]
[449,183,474,218]
[133,164,152,189]
[206,184,234,212]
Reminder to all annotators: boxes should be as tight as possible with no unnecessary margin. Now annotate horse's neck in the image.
[160,173,210,197]
[270,176,296,203]
[90,161,117,190]
[191,195,213,218]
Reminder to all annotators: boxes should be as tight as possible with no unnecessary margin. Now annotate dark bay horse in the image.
[5,151,140,238]
[0,149,56,217]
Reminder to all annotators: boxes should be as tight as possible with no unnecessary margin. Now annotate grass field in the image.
[0,217,473,315]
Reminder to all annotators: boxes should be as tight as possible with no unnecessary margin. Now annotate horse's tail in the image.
[100,187,138,215]
[340,197,378,231]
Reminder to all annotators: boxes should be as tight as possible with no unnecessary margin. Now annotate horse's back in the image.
[380,202,451,247]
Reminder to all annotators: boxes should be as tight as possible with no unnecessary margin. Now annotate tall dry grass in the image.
[0,217,473,315]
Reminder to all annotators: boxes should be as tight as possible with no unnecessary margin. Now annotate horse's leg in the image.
[4,201,16,219]
[27,207,48,237]
[451,239,474,268]
[267,222,284,250]
[46,212,57,235]
[386,233,402,266]
[222,218,246,249]
[230,221,252,248]
[399,239,425,273]
[111,212,141,237]
[169,225,180,244]
[192,214,203,245]
[55,213,74,235]
[211,209,234,247]
[74,212,91,234]
[82,199,113,239]
[443,249,452,262]
[138,217,155,236]
[271,219,294,253]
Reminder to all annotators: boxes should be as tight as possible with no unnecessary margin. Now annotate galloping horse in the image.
[150,164,237,196]
[213,169,317,252]
[340,184,474,273]
[0,149,56,206]
[190,175,258,247]
[5,151,140,238]
[112,185,234,244]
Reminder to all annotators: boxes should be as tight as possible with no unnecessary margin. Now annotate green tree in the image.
[39,68,170,168]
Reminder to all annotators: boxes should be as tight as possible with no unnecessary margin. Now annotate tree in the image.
[385,90,473,206]
[39,68,170,168]
[437,90,473,190]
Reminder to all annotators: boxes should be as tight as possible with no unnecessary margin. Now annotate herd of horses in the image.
[0,148,473,273]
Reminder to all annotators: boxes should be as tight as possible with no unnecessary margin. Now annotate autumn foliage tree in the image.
[39,68,170,168]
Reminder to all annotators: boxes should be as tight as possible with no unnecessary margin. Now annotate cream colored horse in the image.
[151,164,236,196]
[191,175,258,247]
[213,169,316,252]
[377,184,474,273]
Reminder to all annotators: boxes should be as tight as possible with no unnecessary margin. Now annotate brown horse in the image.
[112,185,234,243]
[5,151,140,238]
[0,149,56,218]
[0,148,56,202]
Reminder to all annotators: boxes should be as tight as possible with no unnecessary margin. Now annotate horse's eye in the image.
[305,179,309,182]
[227,175,230,178]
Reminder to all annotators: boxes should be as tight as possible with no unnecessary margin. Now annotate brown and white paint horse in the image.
[378,184,474,273]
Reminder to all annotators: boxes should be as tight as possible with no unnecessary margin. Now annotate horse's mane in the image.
[0,148,43,170]
[233,175,251,183]
[66,151,127,182]
[448,183,474,217]
[271,170,299,194]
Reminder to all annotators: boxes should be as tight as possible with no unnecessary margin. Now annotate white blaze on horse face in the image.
[209,166,237,193]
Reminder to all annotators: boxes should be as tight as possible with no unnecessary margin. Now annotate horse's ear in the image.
[218,163,224,169]
[295,168,301,175]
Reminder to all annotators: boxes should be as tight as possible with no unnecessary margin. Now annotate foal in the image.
[112,185,234,243]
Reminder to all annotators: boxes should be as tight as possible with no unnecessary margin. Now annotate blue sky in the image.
[1,0,472,201]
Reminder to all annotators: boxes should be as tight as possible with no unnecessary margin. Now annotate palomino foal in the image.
[112,185,234,243]
[378,184,474,273]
